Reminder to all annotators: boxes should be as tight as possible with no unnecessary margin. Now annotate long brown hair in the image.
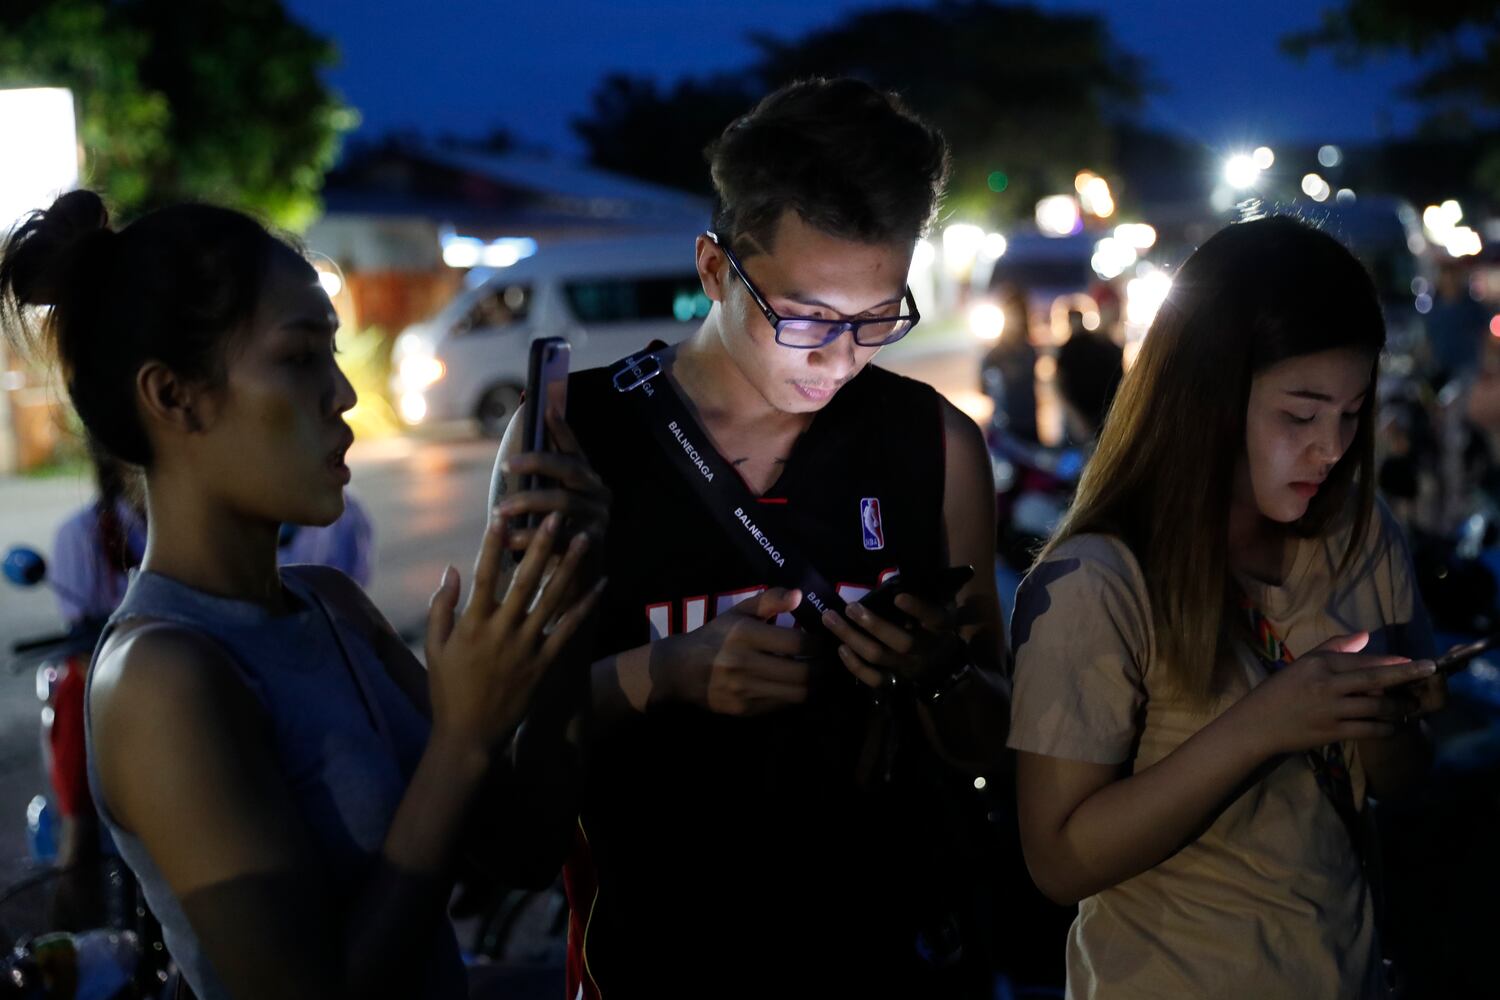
[1039,216,1385,703]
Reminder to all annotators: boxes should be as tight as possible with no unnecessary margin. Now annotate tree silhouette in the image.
[1284,0,1500,196]
[571,2,1149,223]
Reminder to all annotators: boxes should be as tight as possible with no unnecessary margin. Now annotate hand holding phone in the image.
[828,565,977,696]
[1379,633,1484,724]
[1435,632,1500,676]
[518,337,572,526]
[854,565,975,630]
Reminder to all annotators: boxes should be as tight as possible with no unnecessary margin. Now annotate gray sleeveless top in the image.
[83,568,467,998]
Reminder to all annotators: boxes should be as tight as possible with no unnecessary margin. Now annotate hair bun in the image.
[4,189,112,308]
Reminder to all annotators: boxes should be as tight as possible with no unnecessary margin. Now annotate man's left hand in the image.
[821,593,966,691]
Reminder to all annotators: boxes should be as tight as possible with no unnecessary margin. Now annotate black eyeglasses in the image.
[706,231,921,349]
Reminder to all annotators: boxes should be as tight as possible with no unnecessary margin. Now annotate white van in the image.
[391,234,708,435]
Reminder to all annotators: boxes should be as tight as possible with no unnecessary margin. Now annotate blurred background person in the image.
[981,282,1039,441]
[1426,262,1488,386]
[1054,328,1123,447]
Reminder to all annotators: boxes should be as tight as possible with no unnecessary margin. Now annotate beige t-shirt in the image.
[1008,501,1432,1000]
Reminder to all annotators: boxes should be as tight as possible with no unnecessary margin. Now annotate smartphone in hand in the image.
[854,565,975,629]
[518,337,572,526]
[1435,632,1500,676]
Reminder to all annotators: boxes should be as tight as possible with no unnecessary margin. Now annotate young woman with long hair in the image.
[1008,215,1444,999]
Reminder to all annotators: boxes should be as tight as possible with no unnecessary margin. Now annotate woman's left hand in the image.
[821,593,966,691]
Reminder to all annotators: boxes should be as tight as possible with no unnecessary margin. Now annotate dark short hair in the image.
[0,190,294,466]
[1055,331,1124,433]
[706,77,950,255]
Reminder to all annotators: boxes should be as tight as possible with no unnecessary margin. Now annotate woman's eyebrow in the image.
[1283,388,1367,404]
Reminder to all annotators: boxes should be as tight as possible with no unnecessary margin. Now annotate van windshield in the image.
[456,284,532,336]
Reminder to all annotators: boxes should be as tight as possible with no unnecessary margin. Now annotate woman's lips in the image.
[1289,481,1322,499]
[328,441,352,485]
[327,427,354,484]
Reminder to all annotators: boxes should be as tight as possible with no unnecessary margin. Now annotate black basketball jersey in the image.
[562,354,953,998]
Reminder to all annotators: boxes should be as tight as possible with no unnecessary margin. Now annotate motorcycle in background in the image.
[1,546,171,999]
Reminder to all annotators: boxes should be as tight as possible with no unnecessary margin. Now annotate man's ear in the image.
[695,234,728,304]
[137,360,208,435]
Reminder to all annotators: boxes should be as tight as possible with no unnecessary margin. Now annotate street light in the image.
[942,223,986,275]
[967,302,1005,341]
[1114,223,1156,250]
[0,87,79,476]
[1444,227,1483,257]
[1036,195,1082,237]
[399,392,428,425]
[1091,237,1136,280]
[1126,270,1172,329]
[1078,175,1115,217]
[317,270,343,297]
[0,88,78,235]
[439,232,537,269]
[1224,154,1260,189]
[1301,173,1331,202]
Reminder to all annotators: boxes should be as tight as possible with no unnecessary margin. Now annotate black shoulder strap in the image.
[608,352,849,646]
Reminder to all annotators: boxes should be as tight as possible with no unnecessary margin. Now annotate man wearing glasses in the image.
[491,77,1010,998]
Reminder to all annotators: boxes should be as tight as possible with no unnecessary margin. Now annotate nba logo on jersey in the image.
[860,497,885,551]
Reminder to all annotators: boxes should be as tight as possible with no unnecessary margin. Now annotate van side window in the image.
[563,275,710,324]
[457,284,532,336]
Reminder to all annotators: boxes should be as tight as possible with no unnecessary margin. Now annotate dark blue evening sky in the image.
[284,0,1429,156]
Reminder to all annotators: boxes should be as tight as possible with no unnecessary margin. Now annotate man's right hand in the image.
[654,588,815,716]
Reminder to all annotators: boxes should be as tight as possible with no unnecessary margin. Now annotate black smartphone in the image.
[518,337,571,525]
[853,565,975,628]
[1435,632,1500,676]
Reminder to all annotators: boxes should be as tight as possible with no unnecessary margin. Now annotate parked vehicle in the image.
[391,234,707,436]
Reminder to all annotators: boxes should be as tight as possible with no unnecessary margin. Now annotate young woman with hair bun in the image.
[1,190,607,999]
